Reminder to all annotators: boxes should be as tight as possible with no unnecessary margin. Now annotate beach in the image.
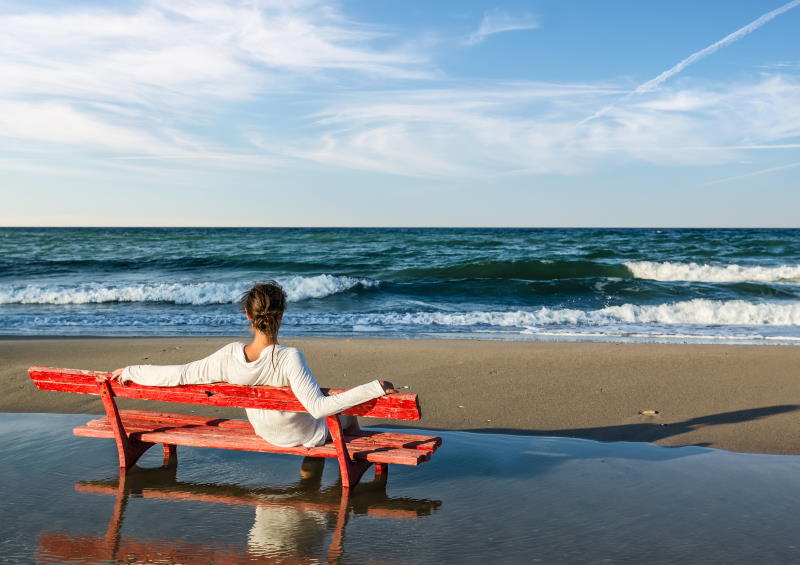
[5,3,799,560]
[5,336,800,455]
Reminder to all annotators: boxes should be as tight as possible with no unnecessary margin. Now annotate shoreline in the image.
[4,333,800,346]
[4,336,800,455]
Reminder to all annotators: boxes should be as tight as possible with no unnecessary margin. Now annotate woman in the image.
[111,280,394,448]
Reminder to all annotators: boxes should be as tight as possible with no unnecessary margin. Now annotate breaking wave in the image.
[3,299,799,341]
[294,300,800,328]
[626,261,800,283]
[0,275,377,305]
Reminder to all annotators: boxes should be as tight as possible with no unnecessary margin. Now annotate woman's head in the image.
[241,281,287,341]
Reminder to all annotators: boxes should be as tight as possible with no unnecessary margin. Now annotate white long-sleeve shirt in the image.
[121,342,385,448]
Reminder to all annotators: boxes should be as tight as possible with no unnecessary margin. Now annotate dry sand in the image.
[3,337,800,454]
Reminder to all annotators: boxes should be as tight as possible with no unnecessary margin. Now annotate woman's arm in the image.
[285,349,390,419]
[114,343,236,387]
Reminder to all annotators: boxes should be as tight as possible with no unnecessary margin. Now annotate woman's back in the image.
[122,341,384,448]
[117,280,387,448]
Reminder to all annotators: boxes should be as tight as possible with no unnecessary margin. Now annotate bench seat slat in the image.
[75,415,430,466]
[108,410,442,452]
[30,367,421,420]
[345,430,441,452]
[74,483,430,519]
[75,424,428,466]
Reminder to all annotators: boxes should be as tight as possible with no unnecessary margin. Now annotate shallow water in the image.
[2,413,800,564]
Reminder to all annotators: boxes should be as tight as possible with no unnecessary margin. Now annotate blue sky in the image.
[0,0,798,227]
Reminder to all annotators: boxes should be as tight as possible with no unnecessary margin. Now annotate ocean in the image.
[1,227,799,343]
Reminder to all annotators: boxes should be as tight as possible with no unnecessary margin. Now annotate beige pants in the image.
[337,414,360,433]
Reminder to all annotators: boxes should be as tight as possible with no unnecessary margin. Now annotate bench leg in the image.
[99,471,130,562]
[327,487,351,562]
[119,441,155,470]
[326,415,375,493]
[374,463,388,481]
[342,460,373,492]
[162,444,177,467]
[97,378,155,469]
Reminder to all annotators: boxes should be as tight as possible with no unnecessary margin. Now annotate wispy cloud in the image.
[0,0,428,163]
[0,0,797,187]
[582,0,800,123]
[292,75,800,179]
[0,100,178,155]
[704,160,800,185]
[757,61,800,69]
[466,10,539,46]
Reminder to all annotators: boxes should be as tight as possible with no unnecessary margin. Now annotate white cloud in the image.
[0,101,179,154]
[290,76,800,178]
[0,0,428,160]
[636,92,716,112]
[0,0,796,186]
[757,61,800,69]
[466,10,539,46]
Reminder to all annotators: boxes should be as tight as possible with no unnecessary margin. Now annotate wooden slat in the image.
[29,366,421,420]
[76,482,338,513]
[74,483,428,520]
[75,420,334,456]
[108,410,442,452]
[346,430,442,453]
[107,409,252,428]
[30,367,419,417]
[38,534,313,565]
[75,424,428,466]
[74,417,430,466]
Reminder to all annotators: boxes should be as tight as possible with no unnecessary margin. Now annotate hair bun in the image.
[240,280,287,338]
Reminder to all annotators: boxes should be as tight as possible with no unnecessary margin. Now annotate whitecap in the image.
[292,299,800,327]
[625,261,800,283]
[0,275,377,305]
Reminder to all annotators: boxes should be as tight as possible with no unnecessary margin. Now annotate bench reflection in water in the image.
[37,455,441,564]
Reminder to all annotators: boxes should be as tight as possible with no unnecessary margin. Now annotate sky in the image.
[0,0,798,227]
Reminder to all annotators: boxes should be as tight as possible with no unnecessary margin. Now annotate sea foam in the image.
[0,275,376,305]
[294,299,800,328]
[625,261,800,283]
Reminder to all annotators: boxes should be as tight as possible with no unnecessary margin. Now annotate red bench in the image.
[28,366,441,491]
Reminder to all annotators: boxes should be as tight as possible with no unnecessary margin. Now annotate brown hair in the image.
[240,280,287,343]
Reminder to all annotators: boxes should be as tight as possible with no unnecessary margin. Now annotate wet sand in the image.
[3,337,800,454]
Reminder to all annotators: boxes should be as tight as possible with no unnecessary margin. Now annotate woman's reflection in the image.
[38,456,440,564]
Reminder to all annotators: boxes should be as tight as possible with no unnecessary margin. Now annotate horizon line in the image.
[1,225,798,230]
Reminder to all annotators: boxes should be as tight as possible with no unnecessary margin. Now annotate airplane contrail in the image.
[703,160,800,186]
[581,0,800,124]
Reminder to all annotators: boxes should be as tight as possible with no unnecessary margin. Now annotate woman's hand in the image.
[110,368,126,383]
[379,380,396,394]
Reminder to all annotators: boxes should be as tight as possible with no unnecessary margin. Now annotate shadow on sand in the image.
[461,405,800,448]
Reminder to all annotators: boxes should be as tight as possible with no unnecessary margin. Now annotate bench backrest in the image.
[29,366,421,421]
